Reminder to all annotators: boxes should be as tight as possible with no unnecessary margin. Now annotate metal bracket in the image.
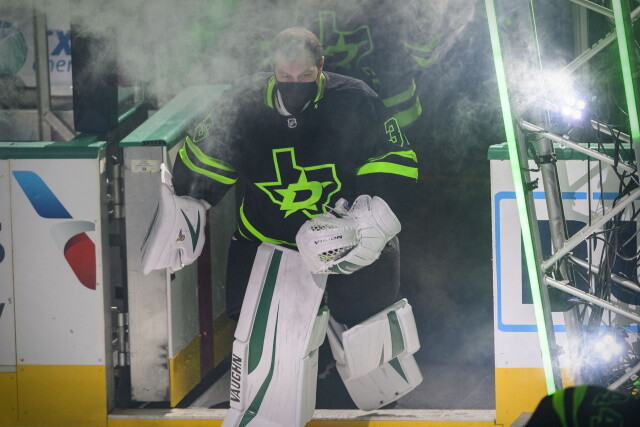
[537,153,557,165]
[112,307,130,367]
[524,178,539,192]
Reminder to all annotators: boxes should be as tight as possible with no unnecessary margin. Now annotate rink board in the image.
[490,143,639,426]
[0,142,112,427]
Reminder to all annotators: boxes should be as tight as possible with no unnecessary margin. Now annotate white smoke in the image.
[0,0,481,108]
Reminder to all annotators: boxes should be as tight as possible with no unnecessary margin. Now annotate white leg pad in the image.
[327,299,423,411]
[338,353,423,410]
[222,243,328,427]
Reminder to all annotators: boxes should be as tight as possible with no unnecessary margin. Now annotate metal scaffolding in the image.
[486,0,640,394]
[33,5,76,141]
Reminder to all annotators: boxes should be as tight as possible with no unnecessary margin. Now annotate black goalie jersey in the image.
[173,71,418,247]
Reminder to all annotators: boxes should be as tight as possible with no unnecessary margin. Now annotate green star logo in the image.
[256,148,341,218]
[256,11,374,72]
[318,10,373,69]
[191,111,213,143]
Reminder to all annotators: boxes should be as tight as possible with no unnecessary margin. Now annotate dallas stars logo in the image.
[256,10,374,71]
[318,10,373,70]
[256,148,341,218]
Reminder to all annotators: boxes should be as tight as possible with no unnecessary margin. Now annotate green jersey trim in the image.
[265,76,276,108]
[403,39,438,53]
[179,142,238,185]
[237,225,251,241]
[393,96,422,128]
[357,162,418,180]
[410,55,437,68]
[358,149,418,179]
[382,79,417,108]
[185,136,236,172]
[551,389,568,427]
[571,386,587,427]
[366,150,418,164]
[403,39,439,69]
[239,200,297,246]
[313,73,327,105]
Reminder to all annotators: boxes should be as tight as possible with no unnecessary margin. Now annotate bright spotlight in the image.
[593,334,625,362]
[609,338,624,355]
[555,96,588,124]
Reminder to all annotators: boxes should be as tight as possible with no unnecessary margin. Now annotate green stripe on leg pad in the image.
[388,311,405,358]
[240,313,280,427]
[248,249,282,373]
[389,357,408,382]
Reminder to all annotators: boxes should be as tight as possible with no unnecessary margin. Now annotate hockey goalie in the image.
[141,26,422,427]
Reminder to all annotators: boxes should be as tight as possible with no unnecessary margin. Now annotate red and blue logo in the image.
[12,170,96,290]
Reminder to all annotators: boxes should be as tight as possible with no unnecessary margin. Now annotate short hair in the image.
[270,27,323,67]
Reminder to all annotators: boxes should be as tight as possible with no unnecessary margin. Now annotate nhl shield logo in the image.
[287,117,297,128]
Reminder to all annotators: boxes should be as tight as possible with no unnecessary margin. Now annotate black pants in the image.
[225,234,401,327]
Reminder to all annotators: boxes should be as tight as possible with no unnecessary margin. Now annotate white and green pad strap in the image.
[327,299,423,410]
[223,243,329,427]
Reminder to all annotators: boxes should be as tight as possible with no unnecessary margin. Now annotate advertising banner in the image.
[11,158,105,365]
[492,152,637,369]
[1,1,72,92]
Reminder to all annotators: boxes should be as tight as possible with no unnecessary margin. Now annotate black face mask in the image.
[277,81,318,114]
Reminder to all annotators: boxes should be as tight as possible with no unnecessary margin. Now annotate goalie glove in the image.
[295,212,359,275]
[141,165,207,275]
[296,195,401,275]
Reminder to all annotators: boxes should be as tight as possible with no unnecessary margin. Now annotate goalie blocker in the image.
[141,164,207,275]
